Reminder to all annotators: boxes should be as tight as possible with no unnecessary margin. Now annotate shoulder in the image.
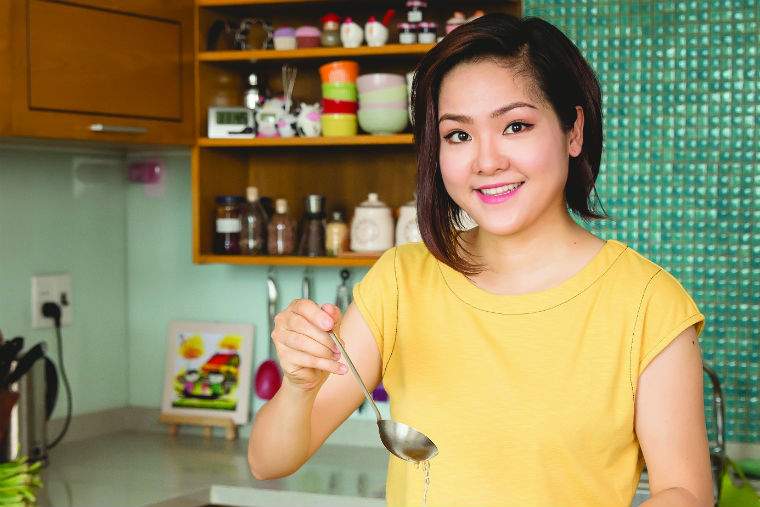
[606,239,695,305]
[394,241,439,273]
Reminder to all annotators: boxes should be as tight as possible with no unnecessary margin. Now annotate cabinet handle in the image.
[89,124,147,134]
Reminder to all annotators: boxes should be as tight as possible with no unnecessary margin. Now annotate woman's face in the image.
[437,59,583,238]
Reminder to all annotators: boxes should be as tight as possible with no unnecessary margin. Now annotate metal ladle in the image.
[328,331,438,463]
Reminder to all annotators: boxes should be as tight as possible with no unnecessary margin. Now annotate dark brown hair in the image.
[411,13,608,275]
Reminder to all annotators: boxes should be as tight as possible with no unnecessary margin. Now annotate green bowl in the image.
[358,108,408,135]
[321,113,358,137]
[321,82,358,102]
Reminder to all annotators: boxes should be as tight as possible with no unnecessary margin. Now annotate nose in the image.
[474,133,507,176]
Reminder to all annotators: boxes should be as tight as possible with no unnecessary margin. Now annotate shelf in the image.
[197,254,380,266]
[198,0,353,4]
[198,43,434,62]
[198,134,413,147]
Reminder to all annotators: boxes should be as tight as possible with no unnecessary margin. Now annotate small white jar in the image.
[350,193,395,252]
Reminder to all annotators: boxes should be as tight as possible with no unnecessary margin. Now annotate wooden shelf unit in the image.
[198,134,412,147]
[199,44,434,62]
[193,0,522,267]
[197,254,380,266]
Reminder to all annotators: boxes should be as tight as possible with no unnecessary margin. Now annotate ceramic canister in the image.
[395,196,421,246]
[350,193,394,252]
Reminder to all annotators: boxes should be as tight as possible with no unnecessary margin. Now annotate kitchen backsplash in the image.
[0,144,129,418]
[526,0,759,442]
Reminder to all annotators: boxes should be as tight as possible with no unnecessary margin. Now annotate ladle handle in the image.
[328,331,383,422]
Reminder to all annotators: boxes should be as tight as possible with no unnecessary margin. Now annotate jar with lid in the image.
[240,186,268,255]
[417,21,437,44]
[214,195,245,255]
[325,210,349,257]
[350,193,394,253]
[267,198,297,255]
[398,22,417,44]
[298,194,327,257]
[405,0,427,23]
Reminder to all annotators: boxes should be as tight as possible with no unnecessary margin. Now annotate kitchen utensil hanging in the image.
[335,269,351,313]
[254,268,282,400]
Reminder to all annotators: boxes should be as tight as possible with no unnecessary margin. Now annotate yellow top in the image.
[353,239,705,507]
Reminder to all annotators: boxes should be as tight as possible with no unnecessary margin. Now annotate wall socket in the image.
[31,274,73,329]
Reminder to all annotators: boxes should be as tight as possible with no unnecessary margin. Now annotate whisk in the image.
[282,64,297,113]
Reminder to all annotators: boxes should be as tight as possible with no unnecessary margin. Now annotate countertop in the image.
[37,431,389,507]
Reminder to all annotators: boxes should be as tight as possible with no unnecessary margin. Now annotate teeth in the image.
[479,182,523,196]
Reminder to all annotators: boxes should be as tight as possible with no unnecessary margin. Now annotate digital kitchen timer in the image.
[207,107,255,138]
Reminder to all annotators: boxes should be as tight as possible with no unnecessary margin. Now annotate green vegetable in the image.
[0,457,42,506]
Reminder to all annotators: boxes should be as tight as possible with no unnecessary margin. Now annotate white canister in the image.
[350,193,395,252]
[395,197,421,246]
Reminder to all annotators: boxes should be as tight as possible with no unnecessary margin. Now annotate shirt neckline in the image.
[436,239,628,315]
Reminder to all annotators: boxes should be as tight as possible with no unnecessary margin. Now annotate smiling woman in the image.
[249,13,713,507]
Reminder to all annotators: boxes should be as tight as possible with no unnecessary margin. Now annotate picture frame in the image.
[161,320,255,426]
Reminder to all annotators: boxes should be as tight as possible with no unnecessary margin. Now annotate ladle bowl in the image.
[328,332,438,463]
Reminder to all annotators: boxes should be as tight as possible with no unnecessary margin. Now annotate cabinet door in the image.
[5,0,194,145]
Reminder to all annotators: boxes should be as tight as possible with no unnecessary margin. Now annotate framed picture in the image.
[161,321,255,425]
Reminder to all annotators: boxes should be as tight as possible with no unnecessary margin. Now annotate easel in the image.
[159,414,239,441]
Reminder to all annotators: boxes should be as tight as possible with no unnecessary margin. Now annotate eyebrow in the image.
[437,102,538,124]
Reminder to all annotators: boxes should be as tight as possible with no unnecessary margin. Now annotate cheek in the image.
[438,145,473,188]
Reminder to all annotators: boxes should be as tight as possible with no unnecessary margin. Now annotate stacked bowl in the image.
[320,60,359,136]
[357,73,409,135]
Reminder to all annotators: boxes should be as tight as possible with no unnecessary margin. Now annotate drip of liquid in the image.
[421,460,430,506]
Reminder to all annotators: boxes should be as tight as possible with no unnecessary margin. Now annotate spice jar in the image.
[405,0,427,23]
[325,210,349,257]
[298,194,327,257]
[240,186,268,255]
[214,195,245,255]
[267,198,297,255]
[398,22,417,44]
[417,21,437,44]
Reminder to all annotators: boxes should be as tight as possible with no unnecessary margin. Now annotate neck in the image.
[464,205,590,278]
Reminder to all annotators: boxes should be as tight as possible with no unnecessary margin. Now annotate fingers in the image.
[290,298,336,331]
[275,326,337,360]
[281,347,347,375]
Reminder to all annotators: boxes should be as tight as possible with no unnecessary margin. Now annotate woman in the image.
[249,14,713,507]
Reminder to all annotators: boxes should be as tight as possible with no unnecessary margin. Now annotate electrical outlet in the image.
[31,274,73,329]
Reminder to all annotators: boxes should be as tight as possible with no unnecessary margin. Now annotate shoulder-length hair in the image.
[411,13,608,275]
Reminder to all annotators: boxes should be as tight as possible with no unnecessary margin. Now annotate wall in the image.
[125,152,372,420]
[526,0,758,441]
[0,143,129,418]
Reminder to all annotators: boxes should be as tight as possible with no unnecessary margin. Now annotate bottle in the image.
[298,194,327,257]
[240,186,268,255]
[214,195,245,255]
[267,199,296,255]
[325,210,349,257]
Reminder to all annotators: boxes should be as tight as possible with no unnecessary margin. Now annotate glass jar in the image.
[405,0,427,23]
[325,210,349,257]
[240,186,268,255]
[267,198,297,255]
[298,194,327,257]
[214,195,245,255]
[398,22,417,44]
[417,21,437,44]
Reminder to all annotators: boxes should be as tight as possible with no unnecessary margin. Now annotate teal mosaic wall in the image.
[524,0,758,442]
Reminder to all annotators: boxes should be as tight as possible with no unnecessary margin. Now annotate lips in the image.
[474,181,525,204]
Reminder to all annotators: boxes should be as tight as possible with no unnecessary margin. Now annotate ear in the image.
[568,106,584,158]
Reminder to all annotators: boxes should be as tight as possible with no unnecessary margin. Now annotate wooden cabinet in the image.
[0,0,194,145]
[192,0,522,267]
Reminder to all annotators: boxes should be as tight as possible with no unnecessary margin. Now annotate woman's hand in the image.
[271,300,348,392]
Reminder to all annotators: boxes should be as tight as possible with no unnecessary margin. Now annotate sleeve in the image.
[637,269,706,375]
[352,247,398,375]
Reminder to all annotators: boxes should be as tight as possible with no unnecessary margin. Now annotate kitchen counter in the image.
[37,431,389,507]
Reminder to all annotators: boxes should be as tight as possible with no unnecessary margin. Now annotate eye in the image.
[443,130,471,144]
[503,122,532,135]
